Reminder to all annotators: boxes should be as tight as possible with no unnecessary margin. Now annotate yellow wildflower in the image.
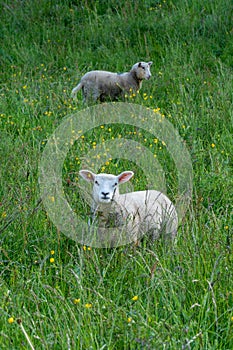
[74,298,80,304]
[85,303,92,308]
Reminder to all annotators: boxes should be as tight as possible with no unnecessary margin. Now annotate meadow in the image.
[0,0,233,348]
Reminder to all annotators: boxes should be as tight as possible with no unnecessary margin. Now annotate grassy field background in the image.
[1,0,233,349]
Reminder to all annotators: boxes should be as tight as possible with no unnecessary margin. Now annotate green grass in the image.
[1,0,233,348]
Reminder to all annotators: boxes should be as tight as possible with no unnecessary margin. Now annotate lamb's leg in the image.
[83,87,100,103]
[90,88,100,102]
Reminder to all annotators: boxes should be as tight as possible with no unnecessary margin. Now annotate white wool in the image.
[79,170,178,243]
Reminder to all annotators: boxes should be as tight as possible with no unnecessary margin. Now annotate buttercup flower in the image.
[85,303,92,308]
[74,298,80,304]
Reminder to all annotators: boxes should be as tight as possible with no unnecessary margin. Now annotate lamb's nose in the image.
[102,192,109,198]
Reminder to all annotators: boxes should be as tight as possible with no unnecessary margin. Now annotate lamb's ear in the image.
[118,171,134,184]
[138,62,142,68]
[148,61,153,66]
[79,170,95,183]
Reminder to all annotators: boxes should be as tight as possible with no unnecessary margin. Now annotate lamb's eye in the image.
[141,66,145,70]
[113,182,117,187]
[95,180,99,185]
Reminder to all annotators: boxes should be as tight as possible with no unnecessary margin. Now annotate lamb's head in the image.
[132,61,153,81]
[79,170,134,206]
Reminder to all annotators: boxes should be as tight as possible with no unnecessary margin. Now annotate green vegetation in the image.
[1,0,232,348]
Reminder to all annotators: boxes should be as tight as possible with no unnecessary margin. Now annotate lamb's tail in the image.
[71,82,82,99]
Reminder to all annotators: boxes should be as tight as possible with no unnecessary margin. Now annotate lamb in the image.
[79,169,178,246]
[71,61,152,103]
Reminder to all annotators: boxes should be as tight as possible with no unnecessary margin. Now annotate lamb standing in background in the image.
[71,61,152,103]
[79,169,178,245]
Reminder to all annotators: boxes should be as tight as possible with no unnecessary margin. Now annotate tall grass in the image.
[0,0,233,349]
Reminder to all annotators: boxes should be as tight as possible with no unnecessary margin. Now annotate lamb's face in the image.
[133,61,152,80]
[93,174,119,204]
[79,169,134,206]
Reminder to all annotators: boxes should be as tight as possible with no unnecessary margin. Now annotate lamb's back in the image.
[119,190,176,222]
[82,70,118,82]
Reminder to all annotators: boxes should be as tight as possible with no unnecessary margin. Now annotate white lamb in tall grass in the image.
[71,61,152,103]
[79,169,178,245]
